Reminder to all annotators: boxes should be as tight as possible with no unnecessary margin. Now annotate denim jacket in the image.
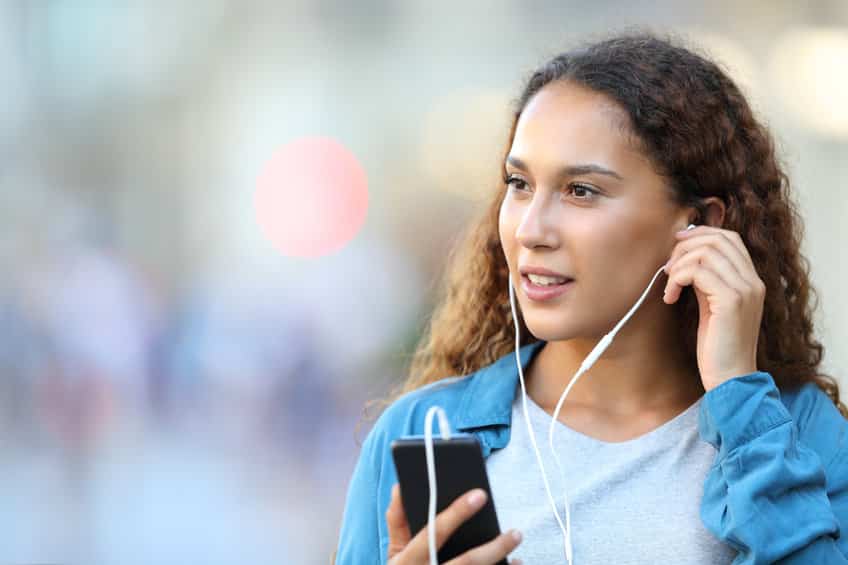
[335,340,848,564]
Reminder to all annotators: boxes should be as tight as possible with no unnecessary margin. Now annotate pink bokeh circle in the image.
[254,136,369,258]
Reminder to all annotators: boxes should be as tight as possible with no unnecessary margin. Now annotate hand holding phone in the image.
[386,483,523,565]
[389,435,522,564]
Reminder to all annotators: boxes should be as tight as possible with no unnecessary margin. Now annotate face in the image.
[499,80,689,341]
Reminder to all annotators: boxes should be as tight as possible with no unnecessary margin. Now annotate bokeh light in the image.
[254,136,369,258]
[418,88,513,203]
[768,27,848,138]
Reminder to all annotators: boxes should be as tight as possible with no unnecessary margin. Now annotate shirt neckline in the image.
[519,388,703,448]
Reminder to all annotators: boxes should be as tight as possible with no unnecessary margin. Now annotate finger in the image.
[721,229,754,263]
[445,528,523,565]
[406,488,489,560]
[664,246,749,304]
[669,231,750,281]
[664,251,746,306]
[386,483,412,557]
[675,227,756,274]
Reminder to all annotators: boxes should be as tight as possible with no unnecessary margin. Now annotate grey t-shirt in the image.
[486,387,738,564]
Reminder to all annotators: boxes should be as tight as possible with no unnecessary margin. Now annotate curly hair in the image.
[377,30,846,419]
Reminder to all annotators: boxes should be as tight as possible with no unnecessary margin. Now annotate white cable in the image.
[510,255,678,564]
[546,263,667,564]
[424,406,452,565]
[508,281,572,562]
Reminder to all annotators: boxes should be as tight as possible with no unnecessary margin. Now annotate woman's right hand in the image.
[385,483,523,565]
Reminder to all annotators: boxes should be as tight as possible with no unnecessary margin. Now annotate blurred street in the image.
[0,1,846,563]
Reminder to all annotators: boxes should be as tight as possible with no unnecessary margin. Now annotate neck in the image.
[526,302,704,416]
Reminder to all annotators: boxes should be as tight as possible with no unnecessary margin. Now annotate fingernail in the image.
[468,489,486,508]
[511,529,523,543]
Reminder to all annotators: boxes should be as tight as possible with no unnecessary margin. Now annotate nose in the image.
[515,194,559,250]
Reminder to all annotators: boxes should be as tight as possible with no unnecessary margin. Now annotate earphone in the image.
[424,406,452,565]
[422,223,696,564]
[506,222,696,564]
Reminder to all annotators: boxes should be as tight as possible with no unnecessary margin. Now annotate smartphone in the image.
[391,434,507,565]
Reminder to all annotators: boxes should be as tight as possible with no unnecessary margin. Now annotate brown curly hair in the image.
[379,30,846,419]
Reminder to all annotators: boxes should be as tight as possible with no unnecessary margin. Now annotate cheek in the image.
[498,202,515,254]
[567,224,635,285]
[584,236,634,277]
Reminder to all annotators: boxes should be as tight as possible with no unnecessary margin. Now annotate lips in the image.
[525,274,573,285]
[519,265,573,279]
[520,274,575,301]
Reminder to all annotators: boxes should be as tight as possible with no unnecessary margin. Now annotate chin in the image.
[522,311,608,343]
[522,317,577,342]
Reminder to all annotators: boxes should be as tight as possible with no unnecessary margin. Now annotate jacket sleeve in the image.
[335,424,386,565]
[698,371,848,564]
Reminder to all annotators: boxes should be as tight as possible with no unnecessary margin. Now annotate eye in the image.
[504,174,529,192]
[567,183,599,201]
[503,176,601,201]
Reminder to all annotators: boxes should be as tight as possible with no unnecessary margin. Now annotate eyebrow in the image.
[505,155,624,181]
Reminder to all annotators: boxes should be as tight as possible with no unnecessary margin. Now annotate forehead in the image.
[510,81,641,167]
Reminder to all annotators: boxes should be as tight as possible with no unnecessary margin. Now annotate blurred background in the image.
[0,1,846,563]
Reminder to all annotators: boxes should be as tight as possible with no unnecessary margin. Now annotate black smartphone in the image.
[390,434,507,565]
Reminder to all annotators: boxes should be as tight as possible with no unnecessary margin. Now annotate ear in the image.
[696,197,726,228]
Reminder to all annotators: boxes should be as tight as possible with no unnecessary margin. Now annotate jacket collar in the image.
[455,340,546,431]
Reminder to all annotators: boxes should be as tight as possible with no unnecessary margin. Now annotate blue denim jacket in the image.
[335,340,848,564]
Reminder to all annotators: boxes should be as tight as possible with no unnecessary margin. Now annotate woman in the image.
[335,31,848,564]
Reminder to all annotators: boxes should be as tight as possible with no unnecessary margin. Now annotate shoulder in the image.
[782,381,848,470]
[367,374,475,445]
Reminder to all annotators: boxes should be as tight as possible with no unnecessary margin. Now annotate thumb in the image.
[386,483,412,558]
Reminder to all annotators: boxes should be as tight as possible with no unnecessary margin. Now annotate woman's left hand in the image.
[663,225,766,392]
